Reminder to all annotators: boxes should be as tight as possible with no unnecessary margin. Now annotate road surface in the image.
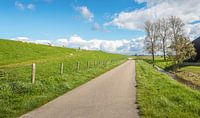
[21,60,139,118]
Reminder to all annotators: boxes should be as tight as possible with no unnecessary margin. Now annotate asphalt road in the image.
[20,60,139,118]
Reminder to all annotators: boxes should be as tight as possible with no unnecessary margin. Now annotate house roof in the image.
[192,36,200,61]
[193,36,200,43]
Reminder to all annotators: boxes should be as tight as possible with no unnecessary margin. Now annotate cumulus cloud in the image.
[55,39,68,47]
[15,2,35,11]
[91,22,110,32]
[27,4,35,10]
[77,6,94,22]
[13,35,145,55]
[34,40,51,45]
[135,0,146,4]
[55,35,145,54]
[186,23,200,39]
[12,37,51,45]
[75,6,109,33]
[107,0,200,39]
[12,37,30,41]
[92,22,101,31]
[15,2,25,10]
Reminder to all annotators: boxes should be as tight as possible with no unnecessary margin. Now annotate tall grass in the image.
[136,60,200,118]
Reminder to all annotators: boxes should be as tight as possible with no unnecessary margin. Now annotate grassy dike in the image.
[136,60,200,118]
[0,39,127,118]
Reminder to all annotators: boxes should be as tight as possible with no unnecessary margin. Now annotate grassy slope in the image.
[135,56,200,87]
[0,39,76,66]
[132,56,173,69]
[136,60,200,118]
[0,39,127,118]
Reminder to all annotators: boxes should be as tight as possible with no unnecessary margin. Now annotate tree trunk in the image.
[152,52,155,62]
[152,42,155,63]
[162,39,166,60]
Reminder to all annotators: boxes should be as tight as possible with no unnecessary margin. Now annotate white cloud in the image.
[27,4,35,10]
[107,0,200,39]
[91,22,110,32]
[186,23,200,39]
[12,37,51,45]
[92,22,101,31]
[15,2,25,10]
[15,2,35,11]
[75,6,109,33]
[77,6,94,22]
[135,0,146,4]
[55,39,68,47]
[34,40,51,45]
[12,37,30,41]
[13,35,145,55]
[55,35,145,54]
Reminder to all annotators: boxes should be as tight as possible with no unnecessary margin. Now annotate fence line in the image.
[0,59,126,84]
[77,62,80,71]
[32,63,36,84]
[60,62,64,75]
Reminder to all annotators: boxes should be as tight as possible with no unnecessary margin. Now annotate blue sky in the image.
[0,0,145,40]
[0,0,200,54]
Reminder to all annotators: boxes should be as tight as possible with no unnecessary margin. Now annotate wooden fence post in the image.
[60,62,64,75]
[77,62,80,71]
[32,63,35,84]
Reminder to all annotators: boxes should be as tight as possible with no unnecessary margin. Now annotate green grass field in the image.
[139,55,200,71]
[136,60,200,118]
[135,55,200,87]
[133,56,173,69]
[179,66,200,74]
[176,66,200,86]
[0,39,127,118]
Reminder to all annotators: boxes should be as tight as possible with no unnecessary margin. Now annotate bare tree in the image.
[167,16,196,70]
[144,16,196,70]
[157,18,170,60]
[144,21,159,63]
[168,16,185,54]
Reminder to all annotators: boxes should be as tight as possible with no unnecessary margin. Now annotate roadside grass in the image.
[0,39,127,118]
[135,55,200,87]
[136,60,200,118]
[132,56,173,69]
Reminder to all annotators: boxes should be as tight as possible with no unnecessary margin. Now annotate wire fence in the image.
[0,58,126,84]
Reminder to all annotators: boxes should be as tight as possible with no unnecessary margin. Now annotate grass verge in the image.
[136,60,200,118]
[134,55,200,87]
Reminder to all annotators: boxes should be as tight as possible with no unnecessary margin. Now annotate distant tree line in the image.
[144,16,196,70]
